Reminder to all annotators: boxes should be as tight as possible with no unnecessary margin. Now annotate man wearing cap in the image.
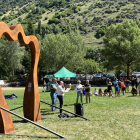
[50,78,57,111]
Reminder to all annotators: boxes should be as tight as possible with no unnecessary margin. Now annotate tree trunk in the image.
[12,69,14,80]
[127,64,130,80]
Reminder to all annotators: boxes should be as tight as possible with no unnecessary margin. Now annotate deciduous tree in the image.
[102,20,140,79]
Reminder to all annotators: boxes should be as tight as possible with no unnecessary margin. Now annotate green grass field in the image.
[1,86,140,140]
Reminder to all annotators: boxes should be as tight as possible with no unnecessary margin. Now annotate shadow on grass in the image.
[41,110,51,113]
[0,134,58,139]
[127,95,139,97]
[63,103,87,106]
[13,120,28,123]
[63,104,74,106]
[41,112,59,116]
[60,116,85,121]
[41,91,50,93]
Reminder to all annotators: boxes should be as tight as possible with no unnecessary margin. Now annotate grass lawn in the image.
[1,86,140,140]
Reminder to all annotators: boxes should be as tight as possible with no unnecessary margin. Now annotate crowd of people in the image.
[97,76,140,97]
[43,76,140,115]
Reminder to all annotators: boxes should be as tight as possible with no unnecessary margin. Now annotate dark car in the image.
[102,73,108,80]
[131,72,140,78]
[93,73,102,80]
[119,72,131,77]
[106,73,116,80]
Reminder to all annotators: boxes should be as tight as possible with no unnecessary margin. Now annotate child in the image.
[115,84,120,96]
[104,89,108,96]
[107,79,112,93]
[94,88,98,96]
[109,90,113,97]
[131,88,137,96]
[98,88,103,96]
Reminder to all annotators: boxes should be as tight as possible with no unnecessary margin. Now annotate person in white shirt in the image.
[43,80,46,92]
[57,81,65,114]
[94,88,98,96]
[76,80,83,103]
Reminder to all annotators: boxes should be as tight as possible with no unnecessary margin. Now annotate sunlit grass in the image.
[1,86,140,139]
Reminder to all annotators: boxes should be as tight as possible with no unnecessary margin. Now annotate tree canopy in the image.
[102,20,140,79]
[38,31,87,81]
[0,40,22,80]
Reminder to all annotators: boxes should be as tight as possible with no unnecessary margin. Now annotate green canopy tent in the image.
[54,67,76,78]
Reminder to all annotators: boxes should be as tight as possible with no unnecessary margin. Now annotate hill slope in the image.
[0,0,139,47]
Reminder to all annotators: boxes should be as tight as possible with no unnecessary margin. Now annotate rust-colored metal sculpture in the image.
[0,85,15,134]
[0,22,41,133]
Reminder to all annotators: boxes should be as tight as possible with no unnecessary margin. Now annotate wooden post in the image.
[0,86,15,134]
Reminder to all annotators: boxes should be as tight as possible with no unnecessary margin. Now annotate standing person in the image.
[138,76,140,96]
[107,79,112,93]
[106,78,109,92]
[131,77,135,89]
[47,81,50,91]
[55,79,58,88]
[118,78,122,93]
[113,78,118,96]
[57,81,65,114]
[119,81,126,96]
[84,80,91,103]
[135,76,139,89]
[122,76,125,83]
[106,78,109,85]
[115,84,120,96]
[76,80,83,103]
[50,78,57,111]
[125,78,130,93]
[55,78,59,97]
[43,80,46,92]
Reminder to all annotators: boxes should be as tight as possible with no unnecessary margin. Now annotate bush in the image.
[95,25,107,39]
[45,16,48,20]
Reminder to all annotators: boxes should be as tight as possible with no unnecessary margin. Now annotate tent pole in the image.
[0,106,66,139]
[9,101,90,121]
[10,106,23,111]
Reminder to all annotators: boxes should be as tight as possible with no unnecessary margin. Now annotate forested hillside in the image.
[0,0,140,47]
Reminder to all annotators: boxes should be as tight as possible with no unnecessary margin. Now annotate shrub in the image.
[45,16,48,20]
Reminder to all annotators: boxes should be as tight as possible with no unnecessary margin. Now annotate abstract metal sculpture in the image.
[0,22,41,133]
[0,85,15,134]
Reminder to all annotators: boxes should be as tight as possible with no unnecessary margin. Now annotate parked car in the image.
[93,73,102,80]
[106,73,116,80]
[43,75,60,81]
[44,75,53,79]
[131,72,140,77]
[76,74,85,80]
[119,72,131,78]
[102,73,108,80]
[63,77,70,80]
[85,74,93,80]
